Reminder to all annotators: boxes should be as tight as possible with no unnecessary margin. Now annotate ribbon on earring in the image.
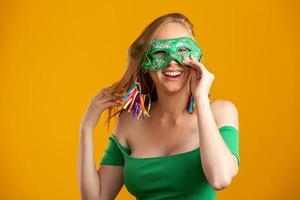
[187,76,195,114]
[120,81,151,120]
[187,94,195,114]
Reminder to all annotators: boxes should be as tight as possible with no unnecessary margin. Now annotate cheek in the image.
[148,71,160,81]
[183,68,192,77]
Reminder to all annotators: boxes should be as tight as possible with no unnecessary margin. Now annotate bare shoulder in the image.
[112,110,135,148]
[209,99,239,131]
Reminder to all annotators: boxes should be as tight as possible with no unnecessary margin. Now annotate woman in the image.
[78,13,240,200]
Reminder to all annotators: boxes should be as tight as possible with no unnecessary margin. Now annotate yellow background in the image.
[1,0,299,199]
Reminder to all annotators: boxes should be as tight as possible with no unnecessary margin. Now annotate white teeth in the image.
[163,71,182,76]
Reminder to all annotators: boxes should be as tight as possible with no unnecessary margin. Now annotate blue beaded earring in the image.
[187,77,195,114]
[187,94,195,113]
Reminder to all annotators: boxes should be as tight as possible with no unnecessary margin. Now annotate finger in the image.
[96,87,117,99]
[103,94,123,102]
[188,73,192,83]
[95,94,122,105]
[189,55,203,70]
[190,55,207,73]
[95,88,110,98]
[100,86,113,93]
[101,101,122,109]
[190,67,199,81]
[182,57,201,71]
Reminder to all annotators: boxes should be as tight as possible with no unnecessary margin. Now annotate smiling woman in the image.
[78,12,240,200]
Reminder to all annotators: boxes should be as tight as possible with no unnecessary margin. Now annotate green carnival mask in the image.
[140,36,202,71]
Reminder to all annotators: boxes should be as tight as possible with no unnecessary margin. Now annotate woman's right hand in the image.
[80,86,123,132]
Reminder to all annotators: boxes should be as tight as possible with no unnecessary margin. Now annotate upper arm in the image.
[97,165,124,200]
[97,110,130,200]
[211,99,240,170]
[210,99,239,131]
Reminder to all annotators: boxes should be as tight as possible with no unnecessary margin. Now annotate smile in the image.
[162,71,183,80]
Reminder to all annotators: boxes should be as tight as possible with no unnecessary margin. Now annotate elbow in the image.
[209,174,233,191]
[210,159,240,190]
[79,187,101,200]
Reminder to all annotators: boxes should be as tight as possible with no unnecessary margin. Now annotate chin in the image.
[159,74,189,93]
[164,84,182,93]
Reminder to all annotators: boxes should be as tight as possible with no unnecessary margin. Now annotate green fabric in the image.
[99,125,239,200]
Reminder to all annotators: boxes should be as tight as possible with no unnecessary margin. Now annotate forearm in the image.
[78,128,101,200]
[195,96,236,189]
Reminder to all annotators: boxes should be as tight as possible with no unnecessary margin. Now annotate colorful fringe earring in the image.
[187,93,195,114]
[120,81,151,120]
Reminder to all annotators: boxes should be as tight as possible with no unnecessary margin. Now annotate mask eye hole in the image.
[178,47,190,54]
[153,50,167,56]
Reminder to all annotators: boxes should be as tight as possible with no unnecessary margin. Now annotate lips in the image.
[162,70,183,80]
[162,68,183,74]
[162,69,183,73]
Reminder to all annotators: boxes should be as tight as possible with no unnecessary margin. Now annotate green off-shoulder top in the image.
[99,125,240,200]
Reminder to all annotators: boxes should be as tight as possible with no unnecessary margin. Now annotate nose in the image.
[166,60,181,68]
[168,60,179,65]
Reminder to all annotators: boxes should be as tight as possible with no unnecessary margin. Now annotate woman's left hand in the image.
[182,55,215,100]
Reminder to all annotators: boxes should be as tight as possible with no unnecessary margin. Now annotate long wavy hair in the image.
[104,13,197,131]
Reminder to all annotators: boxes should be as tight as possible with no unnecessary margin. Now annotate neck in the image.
[150,83,192,125]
